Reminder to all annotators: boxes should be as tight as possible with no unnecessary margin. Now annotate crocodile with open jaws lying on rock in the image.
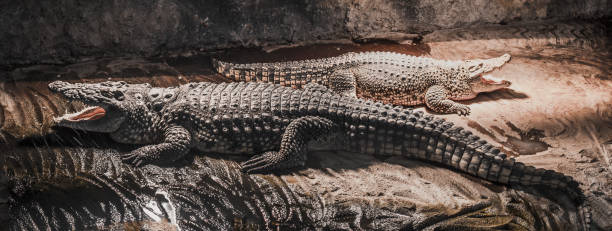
[49,80,582,202]
[213,52,512,115]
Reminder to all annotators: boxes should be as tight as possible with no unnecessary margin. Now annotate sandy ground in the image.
[422,21,612,220]
[0,20,610,230]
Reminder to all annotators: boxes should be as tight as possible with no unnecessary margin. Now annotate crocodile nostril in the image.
[101,90,113,98]
[113,91,125,101]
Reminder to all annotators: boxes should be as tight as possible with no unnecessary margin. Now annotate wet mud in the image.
[503,122,550,155]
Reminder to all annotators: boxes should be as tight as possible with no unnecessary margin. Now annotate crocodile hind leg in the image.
[122,125,192,166]
[241,116,337,173]
[326,69,358,98]
[425,85,471,116]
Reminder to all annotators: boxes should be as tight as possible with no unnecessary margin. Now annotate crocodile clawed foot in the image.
[240,151,283,173]
[452,105,471,116]
[122,151,149,167]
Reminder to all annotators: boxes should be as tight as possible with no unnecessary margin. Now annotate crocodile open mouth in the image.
[481,74,511,85]
[66,106,106,121]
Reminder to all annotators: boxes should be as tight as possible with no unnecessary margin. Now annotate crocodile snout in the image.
[48,80,71,92]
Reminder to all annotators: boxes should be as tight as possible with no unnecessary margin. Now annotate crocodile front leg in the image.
[122,125,192,166]
[241,116,337,173]
[425,85,471,115]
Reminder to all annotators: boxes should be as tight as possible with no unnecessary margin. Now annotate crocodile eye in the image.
[469,63,484,72]
[101,90,114,98]
[114,91,125,101]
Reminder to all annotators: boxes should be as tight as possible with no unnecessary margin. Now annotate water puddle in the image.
[503,122,550,155]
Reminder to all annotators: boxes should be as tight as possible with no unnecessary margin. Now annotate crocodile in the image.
[48,80,582,201]
[213,52,512,115]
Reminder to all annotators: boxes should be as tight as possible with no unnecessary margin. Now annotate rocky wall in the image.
[1,0,610,67]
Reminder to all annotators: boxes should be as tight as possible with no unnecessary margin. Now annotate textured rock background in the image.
[1,0,611,66]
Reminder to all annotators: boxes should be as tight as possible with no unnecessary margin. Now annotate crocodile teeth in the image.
[481,74,510,85]
[58,106,106,122]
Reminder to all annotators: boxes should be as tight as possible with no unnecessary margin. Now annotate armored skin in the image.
[49,80,582,201]
[213,52,512,115]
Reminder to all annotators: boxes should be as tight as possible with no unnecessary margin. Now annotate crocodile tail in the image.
[436,133,589,228]
[211,52,368,85]
[505,157,585,202]
[332,98,588,228]
[341,103,585,203]
[419,120,585,203]
[211,58,284,83]
[211,58,339,88]
[212,57,275,82]
[211,57,233,79]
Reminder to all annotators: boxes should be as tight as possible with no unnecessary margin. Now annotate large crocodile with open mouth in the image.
[48,80,582,202]
[213,52,512,115]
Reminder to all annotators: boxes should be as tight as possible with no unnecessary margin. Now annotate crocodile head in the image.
[49,81,155,135]
[461,53,512,95]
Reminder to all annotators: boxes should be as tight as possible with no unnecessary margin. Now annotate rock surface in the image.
[1,142,585,230]
[1,0,611,67]
[1,19,611,230]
